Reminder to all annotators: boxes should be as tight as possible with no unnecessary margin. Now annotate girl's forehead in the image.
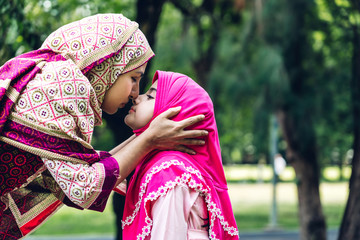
[151,80,158,88]
[146,80,157,95]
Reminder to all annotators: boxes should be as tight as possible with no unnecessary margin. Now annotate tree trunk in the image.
[109,1,166,239]
[277,110,326,240]
[169,0,223,88]
[192,9,218,89]
[266,1,327,238]
[338,17,360,240]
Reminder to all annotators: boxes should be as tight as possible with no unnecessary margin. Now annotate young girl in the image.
[0,14,206,239]
[123,71,239,239]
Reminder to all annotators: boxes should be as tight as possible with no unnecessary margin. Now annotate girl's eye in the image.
[147,94,154,100]
[131,77,137,82]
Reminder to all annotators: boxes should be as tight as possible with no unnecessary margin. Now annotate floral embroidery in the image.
[122,159,239,240]
[43,158,105,209]
[13,60,97,144]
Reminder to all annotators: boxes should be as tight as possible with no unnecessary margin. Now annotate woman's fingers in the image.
[181,138,206,146]
[147,107,208,154]
[179,129,208,140]
[175,145,196,155]
[159,106,181,119]
[158,108,205,128]
[177,114,205,128]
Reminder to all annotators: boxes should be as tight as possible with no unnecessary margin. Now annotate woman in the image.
[122,71,239,240]
[0,14,206,239]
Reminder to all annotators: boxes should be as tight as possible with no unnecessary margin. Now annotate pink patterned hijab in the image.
[122,71,239,239]
[0,13,153,239]
[41,13,154,127]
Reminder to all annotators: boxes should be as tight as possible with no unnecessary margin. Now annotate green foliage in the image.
[311,0,354,166]
[235,0,355,167]
[149,2,197,78]
[0,0,135,65]
[0,0,357,167]
[91,119,115,151]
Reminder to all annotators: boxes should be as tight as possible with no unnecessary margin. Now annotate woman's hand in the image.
[111,107,206,184]
[145,107,208,154]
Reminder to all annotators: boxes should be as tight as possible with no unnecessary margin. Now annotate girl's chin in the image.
[124,116,132,126]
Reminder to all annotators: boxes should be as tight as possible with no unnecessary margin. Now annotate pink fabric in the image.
[123,71,239,239]
[150,185,209,240]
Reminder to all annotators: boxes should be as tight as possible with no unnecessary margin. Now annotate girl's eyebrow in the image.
[148,87,157,94]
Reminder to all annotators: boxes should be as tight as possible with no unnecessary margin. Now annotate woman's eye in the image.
[147,94,154,100]
[131,77,137,82]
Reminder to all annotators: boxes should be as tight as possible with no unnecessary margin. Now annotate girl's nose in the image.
[132,96,141,105]
[132,97,137,105]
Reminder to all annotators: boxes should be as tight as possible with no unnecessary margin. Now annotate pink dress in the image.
[122,71,239,240]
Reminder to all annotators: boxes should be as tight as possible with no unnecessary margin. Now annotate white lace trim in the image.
[122,159,239,240]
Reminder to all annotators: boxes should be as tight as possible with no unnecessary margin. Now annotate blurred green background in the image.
[2,0,359,239]
[27,166,348,236]
[1,0,354,168]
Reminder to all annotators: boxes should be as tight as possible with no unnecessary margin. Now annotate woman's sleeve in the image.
[150,184,203,240]
[42,151,119,212]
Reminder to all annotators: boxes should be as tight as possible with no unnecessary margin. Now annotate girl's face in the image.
[101,63,148,115]
[125,80,157,130]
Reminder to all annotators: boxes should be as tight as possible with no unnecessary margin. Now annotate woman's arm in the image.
[40,107,206,210]
[109,134,136,155]
[113,107,207,185]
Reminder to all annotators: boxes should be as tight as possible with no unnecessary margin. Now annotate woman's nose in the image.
[130,82,139,99]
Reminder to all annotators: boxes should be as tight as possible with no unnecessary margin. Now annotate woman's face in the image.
[125,80,157,130]
[101,63,148,115]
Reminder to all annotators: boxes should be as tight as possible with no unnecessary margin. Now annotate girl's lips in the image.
[129,107,135,113]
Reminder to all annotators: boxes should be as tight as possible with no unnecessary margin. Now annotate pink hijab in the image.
[122,71,239,239]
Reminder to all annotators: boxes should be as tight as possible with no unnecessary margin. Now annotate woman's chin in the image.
[102,108,117,115]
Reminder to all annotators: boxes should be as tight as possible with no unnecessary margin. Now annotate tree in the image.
[107,1,167,239]
[5,0,359,238]
[251,0,327,239]
[166,0,243,88]
[0,0,39,64]
[336,0,360,239]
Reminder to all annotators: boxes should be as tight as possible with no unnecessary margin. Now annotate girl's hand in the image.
[145,107,208,154]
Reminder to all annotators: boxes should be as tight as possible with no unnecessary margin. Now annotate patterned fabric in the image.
[0,13,154,239]
[122,71,239,239]
[0,142,43,204]
[85,29,152,108]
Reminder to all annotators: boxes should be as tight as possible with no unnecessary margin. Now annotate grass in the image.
[29,182,348,237]
[30,201,116,236]
[233,200,345,232]
[230,182,347,232]
[29,166,349,237]
[223,164,351,183]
